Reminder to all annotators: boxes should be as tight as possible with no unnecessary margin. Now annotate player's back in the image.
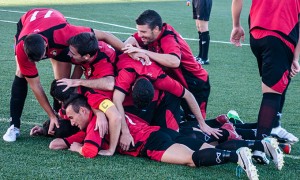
[19,8,67,39]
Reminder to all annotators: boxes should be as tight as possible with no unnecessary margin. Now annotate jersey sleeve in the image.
[114,68,136,94]
[15,41,38,78]
[153,74,185,98]
[90,58,115,79]
[160,34,181,59]
[64,131,86,147]
[81,117,102,158]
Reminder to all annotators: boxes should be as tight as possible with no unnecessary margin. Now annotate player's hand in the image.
[94,113,108,138]
[57,78,80,92]
[69,142,83,153]
[30,125,43,136]
[130,52,152,66]
[48,116,59,135]
[199,122,222,139]
[119,132,135,151]
[230,26,245,47]
[98,149,114,156]
[290,59,300,78]
[122,44,143,54]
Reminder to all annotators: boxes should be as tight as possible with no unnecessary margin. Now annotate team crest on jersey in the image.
[85,67,92,77]
[50,50,57,56]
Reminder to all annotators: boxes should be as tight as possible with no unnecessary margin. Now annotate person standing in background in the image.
[192,0,212,65]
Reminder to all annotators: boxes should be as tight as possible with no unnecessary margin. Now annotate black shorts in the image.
[152,92,182,130]
[250,35,293,93]
[181,75,210,119]
[192,0,212,21]
[141,128,204,161]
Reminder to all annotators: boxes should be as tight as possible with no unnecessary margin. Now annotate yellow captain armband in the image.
[99,99,114,113]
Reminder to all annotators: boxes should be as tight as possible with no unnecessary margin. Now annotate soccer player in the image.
[123,9,210,122]
[3,8,124,142]
[51,94,259,179]
[192,0,212,65]
[230,0,300,161]
[114,53,221,139]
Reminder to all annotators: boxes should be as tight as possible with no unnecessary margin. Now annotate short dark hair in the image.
[24,34,46,62]
[136,9,163,30]
[63,93,90,113]
[67,32,98,57]
[50,79,75,102]
[132,77,154,109]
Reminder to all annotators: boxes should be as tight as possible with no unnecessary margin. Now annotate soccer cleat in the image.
[261,137,284,170]
[221,123,242,140]
[278,143,291,154]
[215,114,230,125]
[194,56,209,65]
[271,126,299,144]
[227,110,244,124]
[252,150,270,165]
[3,125,20,142]
[236,147,259,180]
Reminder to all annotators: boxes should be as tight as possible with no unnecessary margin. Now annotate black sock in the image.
[236,128,256,139]
[198,31,202,57]
[273,85,288,128]
[192,148,236,167]
[256,93,281,140]
[234,122,257,129]
[201,31,210,60]
[215,140,250,151]
[10,76,28,128]
[205,118,222,127]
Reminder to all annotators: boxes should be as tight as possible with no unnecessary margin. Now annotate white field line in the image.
[0,117,42,126]
[0,9,250,46]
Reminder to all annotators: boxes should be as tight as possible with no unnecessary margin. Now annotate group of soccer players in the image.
[2,1,300,179]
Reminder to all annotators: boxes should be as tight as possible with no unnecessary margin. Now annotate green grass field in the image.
[0,0,299,179]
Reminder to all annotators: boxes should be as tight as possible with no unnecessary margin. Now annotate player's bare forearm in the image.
[105,105,122,154]
[231,0,243,28]
[79,76,115,91]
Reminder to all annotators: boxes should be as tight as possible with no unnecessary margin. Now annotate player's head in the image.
[63,94,91,130]
[132,77,154,109]
[67,32,98,64]
[24,34,46,62]
[50,79,76,102]
[135,10,162,45]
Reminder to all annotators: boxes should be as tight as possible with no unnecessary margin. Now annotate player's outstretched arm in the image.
[112,90,135,151]
[182,89,222,139]
[26,76,59,135]
[94,29,125,51]
[230,0,245,47]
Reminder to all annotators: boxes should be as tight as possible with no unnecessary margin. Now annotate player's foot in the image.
[278,143,291,154]
[215,114,230,125]
[236,147,259,180]
[252,150,270,165]
[194,56,209,65]
[227,110,244,124]
[271,126,299,144]
[261,137,284,170]
[221,123,242,140]
[3,125,20,142]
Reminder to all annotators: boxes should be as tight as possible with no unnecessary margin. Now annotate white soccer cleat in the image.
[261,137,284,170]
[3,125,20,142]
[271,126,299,144]
[236,147,259,180]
